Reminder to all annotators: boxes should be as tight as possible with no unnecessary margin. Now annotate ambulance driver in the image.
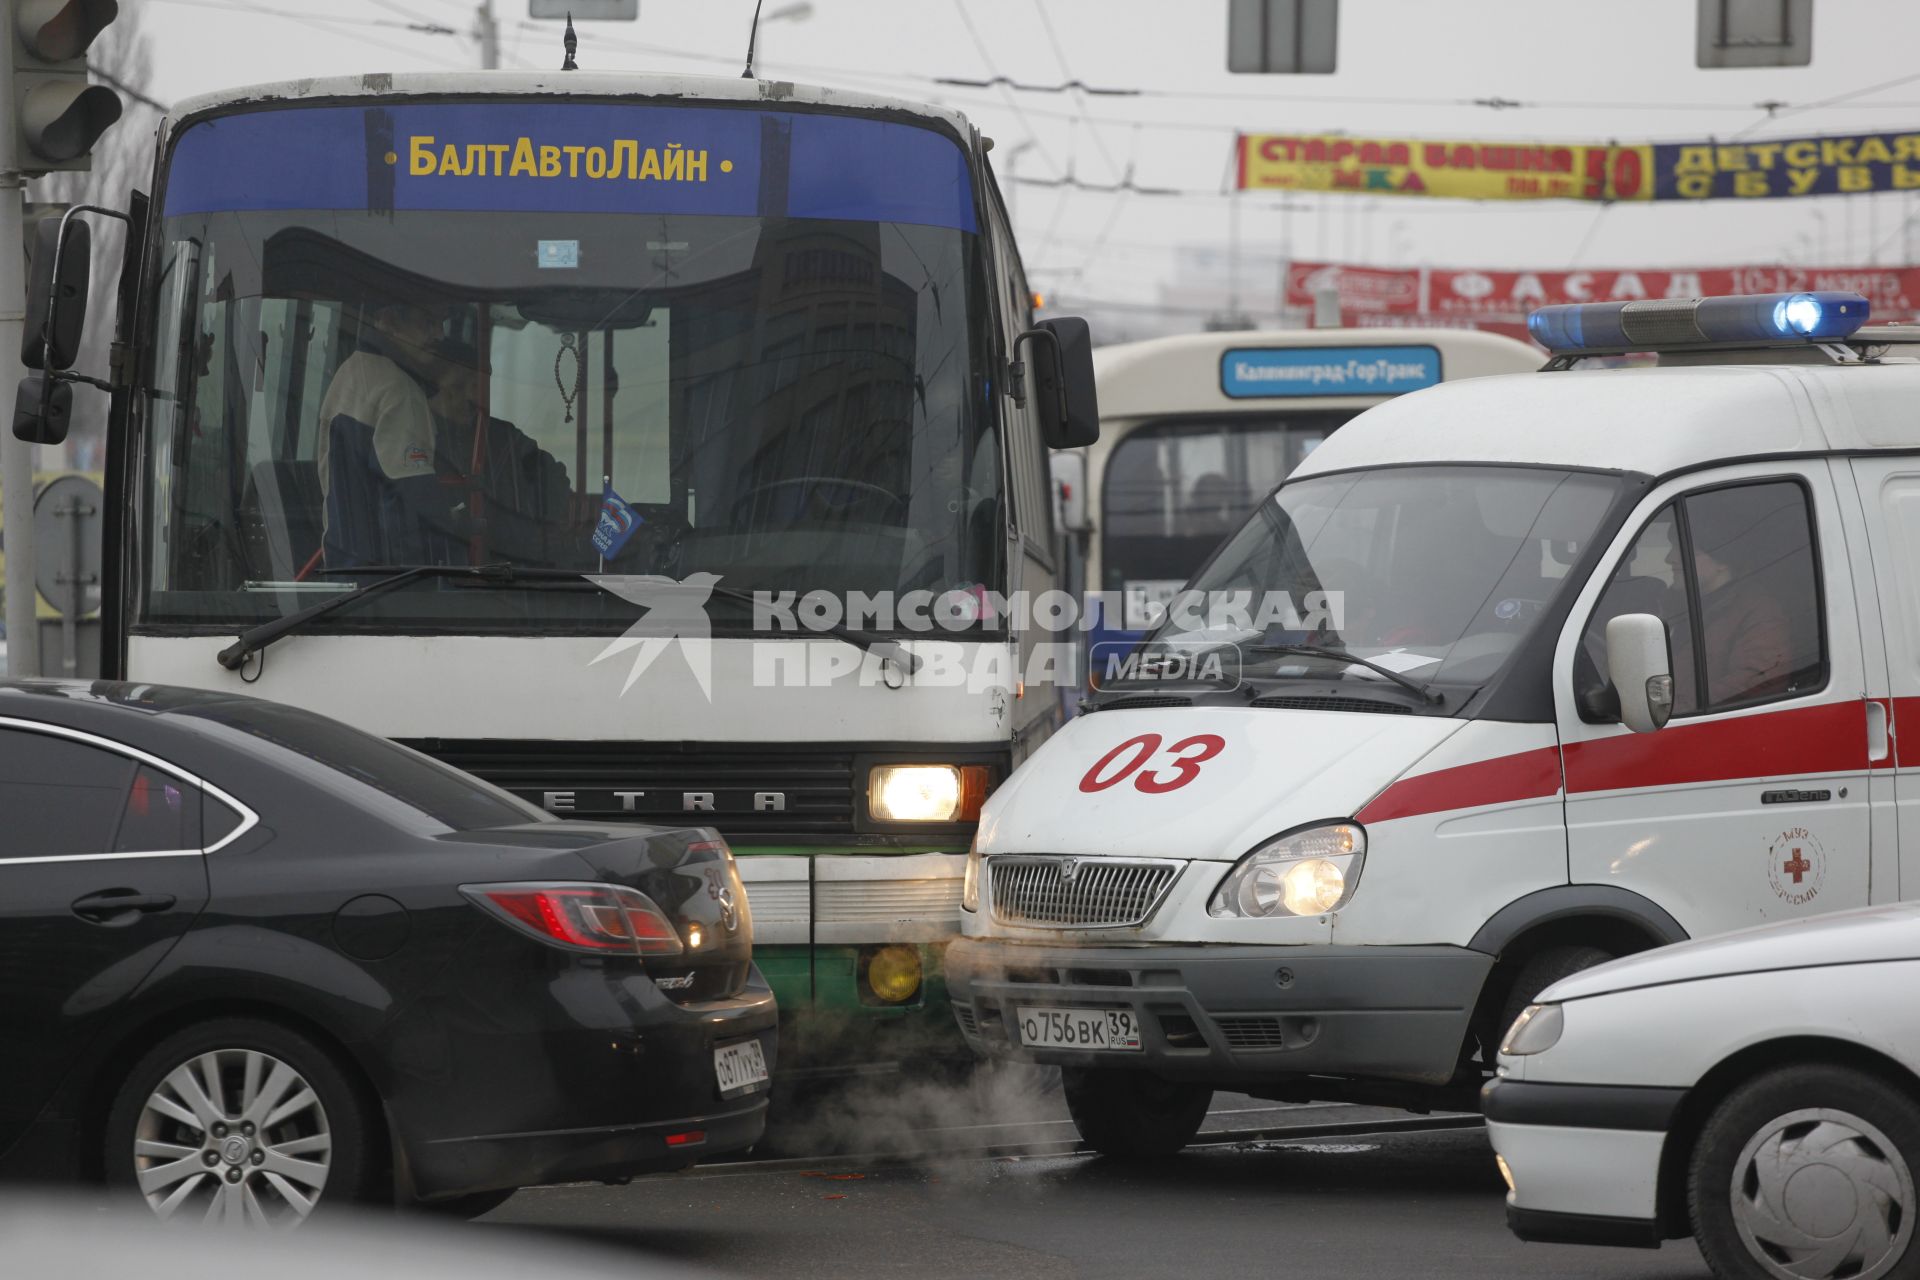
[1682,490,1798,705]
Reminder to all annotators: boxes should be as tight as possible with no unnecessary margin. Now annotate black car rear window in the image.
[189,700,546,832]
[0,728,135,856]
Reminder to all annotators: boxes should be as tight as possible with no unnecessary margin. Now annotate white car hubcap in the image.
[132,1049,332,1227]
[1730,1106,1913,1280]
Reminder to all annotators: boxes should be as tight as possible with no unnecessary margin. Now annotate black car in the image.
[0,680,776,1224]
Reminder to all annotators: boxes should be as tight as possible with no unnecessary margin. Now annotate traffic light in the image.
[9,0,122,174]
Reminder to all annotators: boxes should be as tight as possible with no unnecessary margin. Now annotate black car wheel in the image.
[1062,1068,1211,1159]
[105,1018,378,1226]
[1689,1065,1920,1280]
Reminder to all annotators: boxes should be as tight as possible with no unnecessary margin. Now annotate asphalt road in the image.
[481,1096,1713,1280]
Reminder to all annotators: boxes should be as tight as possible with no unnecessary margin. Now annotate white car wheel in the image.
[1692,1066,1920,1280]
[1730,1108,1914,1280]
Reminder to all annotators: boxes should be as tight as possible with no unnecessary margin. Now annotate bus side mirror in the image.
[1016,316,1100,450]
[14,374,73,445]
[22,216,91,372]
[1605,613,1674,733]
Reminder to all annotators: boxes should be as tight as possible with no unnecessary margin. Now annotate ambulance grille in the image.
[1215,1017,1289,1049]
[1093,695,1193,711]
[988,857,1180,929]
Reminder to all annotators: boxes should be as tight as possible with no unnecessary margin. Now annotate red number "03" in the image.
[1077,733,1226,795]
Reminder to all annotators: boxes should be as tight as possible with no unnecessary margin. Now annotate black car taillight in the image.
[461,882,684,958]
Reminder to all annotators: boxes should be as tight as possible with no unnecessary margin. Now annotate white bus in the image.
[22,71,1100,1076]
[1065,328,1541,651]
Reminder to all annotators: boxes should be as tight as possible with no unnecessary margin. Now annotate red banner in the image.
[1285,262,1920,340]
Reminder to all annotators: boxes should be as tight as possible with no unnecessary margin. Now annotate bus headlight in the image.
[1209,824,1365,918]
[869,764,990,822]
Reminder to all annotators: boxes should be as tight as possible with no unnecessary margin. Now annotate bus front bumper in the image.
[945,938,1493,1087]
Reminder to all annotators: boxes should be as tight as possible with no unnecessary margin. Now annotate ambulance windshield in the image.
[1153,466,1621,690]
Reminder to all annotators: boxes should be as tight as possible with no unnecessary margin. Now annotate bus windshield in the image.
[134,101,997,634]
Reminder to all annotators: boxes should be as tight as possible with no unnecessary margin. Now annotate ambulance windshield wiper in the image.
[1247,643,1445,704]
[216,563,551,671]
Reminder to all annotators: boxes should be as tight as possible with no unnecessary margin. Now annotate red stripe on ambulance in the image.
[1356,746,1563,824]
[1360,700,1875,824]
[1562,700,1867,793]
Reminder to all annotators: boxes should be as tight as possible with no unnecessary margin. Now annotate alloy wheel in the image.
[1729,1106,1914,1280]
[131,1048,332,1227]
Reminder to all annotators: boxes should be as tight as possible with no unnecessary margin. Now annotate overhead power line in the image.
[146,0,472,69]
[95,68,168,114]
[946,0,1061,179]
[935,75,1138,97]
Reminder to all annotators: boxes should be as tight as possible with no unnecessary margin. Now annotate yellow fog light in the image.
[863,944,923,1004]
[1496,1153,1516,1195]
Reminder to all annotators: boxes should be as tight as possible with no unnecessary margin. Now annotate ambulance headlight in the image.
[1209,823,1364,918]
[1501,1003,1565,1057]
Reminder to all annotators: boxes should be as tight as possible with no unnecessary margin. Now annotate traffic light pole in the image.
[0,48,38,678]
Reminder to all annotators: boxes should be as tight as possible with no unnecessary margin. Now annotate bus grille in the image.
[399,739,856,836]
[816,878,964,924]
[988,856,1179,929]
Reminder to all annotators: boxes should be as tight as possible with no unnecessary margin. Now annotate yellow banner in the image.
[1237,135,1655,202]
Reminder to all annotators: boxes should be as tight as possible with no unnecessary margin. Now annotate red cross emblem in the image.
[1782,848,1811,885]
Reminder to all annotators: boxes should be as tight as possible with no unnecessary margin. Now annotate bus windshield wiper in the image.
[216,563,552,670]
[1247,643,1444,704]
[218,563,927,677]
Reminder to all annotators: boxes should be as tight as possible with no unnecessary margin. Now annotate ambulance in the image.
[946,291,1920,1156]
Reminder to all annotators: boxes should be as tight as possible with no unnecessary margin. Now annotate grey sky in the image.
[135,0,1920,316]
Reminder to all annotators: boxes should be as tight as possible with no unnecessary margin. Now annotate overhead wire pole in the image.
[0,42,34,677]
[475,0,500,69]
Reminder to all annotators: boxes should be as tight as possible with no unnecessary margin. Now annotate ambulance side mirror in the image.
[1605,613,1674,734]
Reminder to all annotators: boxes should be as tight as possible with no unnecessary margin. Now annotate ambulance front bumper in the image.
[944,938,1493,1087]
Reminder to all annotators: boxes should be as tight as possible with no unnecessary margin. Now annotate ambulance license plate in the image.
[714,1038,770,1097]
[1016,1007,1143,1051]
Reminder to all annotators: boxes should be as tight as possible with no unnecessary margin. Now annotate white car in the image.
[1485,901,1920,1279]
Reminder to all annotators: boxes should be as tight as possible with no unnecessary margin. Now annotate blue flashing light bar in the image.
[1528,291,1871,353]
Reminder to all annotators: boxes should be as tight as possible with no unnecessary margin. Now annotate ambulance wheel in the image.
[1063,1068,1211,1159]
[1497,944,1614,1047]
[1688,1065,1920,1280]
